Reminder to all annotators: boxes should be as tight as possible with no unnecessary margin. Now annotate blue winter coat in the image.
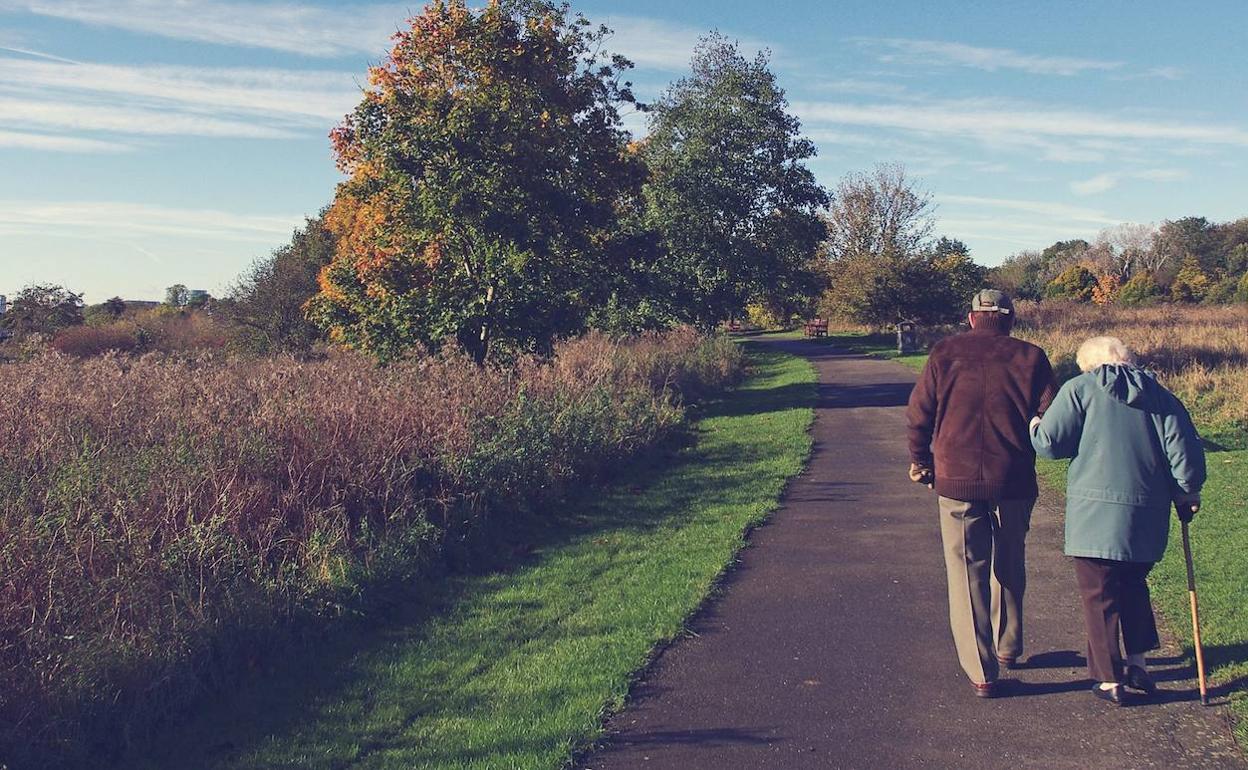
[1030,364,1206,563]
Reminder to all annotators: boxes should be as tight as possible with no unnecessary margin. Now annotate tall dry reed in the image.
[1014,301,1248,428]
[0,328,742,767]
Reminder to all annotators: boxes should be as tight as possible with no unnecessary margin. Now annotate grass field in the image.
[126,342,816,769]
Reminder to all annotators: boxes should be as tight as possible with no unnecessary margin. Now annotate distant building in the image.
[0,294,7,315]
[187,289,210,307]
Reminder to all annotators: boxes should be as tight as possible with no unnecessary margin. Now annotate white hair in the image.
[1076,336,1135,372]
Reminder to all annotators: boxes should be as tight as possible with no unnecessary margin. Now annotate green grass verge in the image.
[127,342,816,770]
[771,330,928,371]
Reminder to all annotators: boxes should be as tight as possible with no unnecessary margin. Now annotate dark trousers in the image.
[1073,557,1160,683]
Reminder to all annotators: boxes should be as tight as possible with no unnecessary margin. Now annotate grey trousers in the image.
[938,496,1035,684]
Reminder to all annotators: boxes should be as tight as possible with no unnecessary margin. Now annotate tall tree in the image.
[308,0,641,362]
[987,250,1046,301]
[0,284,84,335]
[1153,216,1216,280]
[824,163,932,264]
[640,34,828,328]
[821,164,981,325]
[226,212,333,353]
[164,284,189,308]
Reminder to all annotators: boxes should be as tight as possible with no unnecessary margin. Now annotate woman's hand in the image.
[1174,492,1201,523]
[1029,415,1042,432]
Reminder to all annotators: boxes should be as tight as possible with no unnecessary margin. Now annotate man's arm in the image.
[907,355,939,467]
[1035,351,1058,416]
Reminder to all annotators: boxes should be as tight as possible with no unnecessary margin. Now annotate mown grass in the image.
[775,329,928,371]
[126,342,816,770]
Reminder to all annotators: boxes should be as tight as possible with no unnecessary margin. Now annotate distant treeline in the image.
[988,217,1248,306]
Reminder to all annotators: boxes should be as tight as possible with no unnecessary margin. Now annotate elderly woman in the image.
[1030,336,1205,705]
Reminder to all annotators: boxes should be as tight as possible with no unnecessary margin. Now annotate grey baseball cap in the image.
[970,289,1013,315]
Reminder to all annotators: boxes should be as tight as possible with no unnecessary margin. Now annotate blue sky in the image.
[1,0,1245,302]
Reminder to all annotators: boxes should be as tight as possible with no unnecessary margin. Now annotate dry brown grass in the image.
[0,328,741,766]
[1014,301,1248,429]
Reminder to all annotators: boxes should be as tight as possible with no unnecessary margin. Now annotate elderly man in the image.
[906,289,1057,698]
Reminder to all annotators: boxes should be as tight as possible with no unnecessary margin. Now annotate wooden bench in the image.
[803,319,828,338]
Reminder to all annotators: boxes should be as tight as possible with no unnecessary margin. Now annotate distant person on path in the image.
[1030,336,1205,705]
[906,289,1057,698]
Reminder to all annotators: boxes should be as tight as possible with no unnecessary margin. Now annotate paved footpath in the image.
[582,338,1246,770]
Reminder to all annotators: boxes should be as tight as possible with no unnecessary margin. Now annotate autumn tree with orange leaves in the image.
[307,0,642,362]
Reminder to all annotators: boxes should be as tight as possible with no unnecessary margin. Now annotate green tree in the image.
[1236,272,1248,303]
[987,250,1046,301]
[1202,275,1241,304]
[164,284,189,308]
[0,284,84,335]
[83,296,128,327]
[1117,272,1162,306]
[1225,243,1248,276]
[1045,264,1098,302]
[1169,256,1211,302]
[103,296,126,317]
[226,213,334,353]
[928,238,987,316]
[307,0,640,363]
[1153,217,1215,282]
[640,34,828,328]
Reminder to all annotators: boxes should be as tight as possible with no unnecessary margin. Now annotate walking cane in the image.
[1180,517,1209,706]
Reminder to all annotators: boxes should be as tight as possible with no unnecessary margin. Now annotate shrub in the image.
[1091,272,1120,305]
[1238,272,1248,303]
[50,324,140,356]
[0,329,741,767]
[133,307,230,352]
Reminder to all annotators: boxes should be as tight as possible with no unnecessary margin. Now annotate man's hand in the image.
[1174,493,1201,524]
[908,463,934,489]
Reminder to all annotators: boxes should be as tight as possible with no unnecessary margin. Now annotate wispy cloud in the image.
[936,195,1126,254]
[0,53,362,149]
[4,2,770,71]
[859,38,1123,76]
[0,58,361,123]
[0,0,404,57]
[793,99,1248,163]
[600,14,778,72]
[938,194,1120,226]
[0,200,302,242]
[0,128,130,152]
[0,95,299,138]
[1070,168,1189,195]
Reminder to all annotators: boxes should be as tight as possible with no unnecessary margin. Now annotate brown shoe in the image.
[973,681,997,699]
